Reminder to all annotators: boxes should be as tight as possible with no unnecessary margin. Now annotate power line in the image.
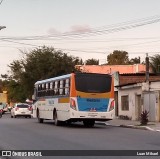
[0,15,160,57]
[1,38,160,57]
[44,15,160,39]
[0,39,40,47]
[1,14,160,41]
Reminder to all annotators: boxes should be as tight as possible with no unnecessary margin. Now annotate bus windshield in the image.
[75,73,112,93]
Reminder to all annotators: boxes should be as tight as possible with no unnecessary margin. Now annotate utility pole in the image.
[145,53,149,82]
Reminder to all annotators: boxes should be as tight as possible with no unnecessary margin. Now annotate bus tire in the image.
[83,120,95,127]
[37,109,43,123]
[54,110,61,126]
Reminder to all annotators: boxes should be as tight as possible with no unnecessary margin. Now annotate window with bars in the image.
[121,95,129,111]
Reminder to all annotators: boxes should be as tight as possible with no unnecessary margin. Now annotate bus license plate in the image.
[88,113,97,117]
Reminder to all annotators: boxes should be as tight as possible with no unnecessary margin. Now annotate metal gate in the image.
[135,95,142,120]
[143,92,156,121]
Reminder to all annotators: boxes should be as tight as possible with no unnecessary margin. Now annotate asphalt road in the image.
[0,113,160,159]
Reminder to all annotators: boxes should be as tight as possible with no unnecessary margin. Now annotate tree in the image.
[85,58,99,65]
[6,80,26,103]
[6,46,83,102]
[0,79,2,92]
[150,54,160,73]
[107,50,130,65]
[129,57,141,64]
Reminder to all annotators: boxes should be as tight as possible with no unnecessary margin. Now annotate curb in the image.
[119,124,157,131]
[96,122,160,132]
[119,125,148,130]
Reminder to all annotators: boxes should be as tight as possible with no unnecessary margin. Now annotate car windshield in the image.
[16,104,29,108]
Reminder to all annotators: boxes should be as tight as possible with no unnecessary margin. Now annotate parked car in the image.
[0,105,3,118]
[0,103,8,114]
[3,105,8,113]
[8,106,12,112]
[11,103,32,118]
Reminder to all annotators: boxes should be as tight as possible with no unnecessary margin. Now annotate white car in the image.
[11,103,32,118]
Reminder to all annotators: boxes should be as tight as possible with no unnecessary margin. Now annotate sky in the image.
[0,0,160,74]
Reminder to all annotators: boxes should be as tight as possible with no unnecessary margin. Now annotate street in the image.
[0,113,160,159]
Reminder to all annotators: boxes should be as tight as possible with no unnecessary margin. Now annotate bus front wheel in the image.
[83,120,95,127]
[54,110,61,126]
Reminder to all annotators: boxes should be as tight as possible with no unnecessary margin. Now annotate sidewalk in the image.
[104,118,160,132]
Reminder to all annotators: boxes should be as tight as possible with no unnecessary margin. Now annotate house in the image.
[116,81,160,122]
[115,73,160,117]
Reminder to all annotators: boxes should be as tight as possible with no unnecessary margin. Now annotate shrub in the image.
[140,110,149,125]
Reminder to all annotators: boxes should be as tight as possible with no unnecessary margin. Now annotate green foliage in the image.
[140,110,149,125]
[129,57,141,64]
[5,46,83,102]
[1,80,26,102]
[0,79,2,92]
[85,58,99,65]
[150,54,160,73]
[107,50,130,65]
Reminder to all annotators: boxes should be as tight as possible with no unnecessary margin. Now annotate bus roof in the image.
[35,72,111,85]
[35,74,72,85]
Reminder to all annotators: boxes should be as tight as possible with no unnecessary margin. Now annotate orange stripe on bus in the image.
[58,98,70,103]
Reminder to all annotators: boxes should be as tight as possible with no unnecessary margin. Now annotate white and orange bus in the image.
[32,73,114,127]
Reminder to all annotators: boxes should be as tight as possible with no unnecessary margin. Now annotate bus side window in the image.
[38,84,40,97]
[65,79,70,95]
[42,83,46,96]
[46,83,50,96]
[38,84,42,97]
[60,80,65,95]
[63,80,66,95]
[57,81,60,95]
[54,81,59,95]
[59,80,63,95]
[52,82,55,96]
[50,82,54,96]
[48,83,50,96]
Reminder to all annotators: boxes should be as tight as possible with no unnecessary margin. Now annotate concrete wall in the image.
[117,81,160,121]
[142,81,160,122]
[118,85,142,120]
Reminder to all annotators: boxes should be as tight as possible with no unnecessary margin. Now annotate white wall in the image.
[150,81,160,91]
[149,81,160,121]
[118,86,142,120]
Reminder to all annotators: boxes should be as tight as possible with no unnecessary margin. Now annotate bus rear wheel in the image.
[37,109,43,123]
[54,110,61,126]
[83,120,95,127]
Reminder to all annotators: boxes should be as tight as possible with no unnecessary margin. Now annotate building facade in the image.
[117,81,160,122]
